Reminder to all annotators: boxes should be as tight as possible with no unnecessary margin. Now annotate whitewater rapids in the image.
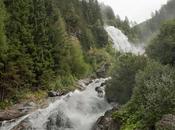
[0,78,111,130]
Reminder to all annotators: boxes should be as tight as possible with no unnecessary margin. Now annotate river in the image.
[0,26,144,130]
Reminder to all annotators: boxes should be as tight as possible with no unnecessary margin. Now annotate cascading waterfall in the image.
[0,26,145,130]
[105,26,145,54]
[0,78,111,130]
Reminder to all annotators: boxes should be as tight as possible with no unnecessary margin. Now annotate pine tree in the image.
[0,1,7,56]
[4,0,35,88]
[0,0,8,101]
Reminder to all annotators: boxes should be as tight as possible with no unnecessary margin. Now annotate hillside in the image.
[135,0,175,43]
[0,0,112,107]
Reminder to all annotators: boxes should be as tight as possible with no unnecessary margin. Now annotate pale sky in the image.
[98,0,168,23]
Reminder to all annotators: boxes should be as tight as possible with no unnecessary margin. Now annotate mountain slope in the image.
[135,0,175,43]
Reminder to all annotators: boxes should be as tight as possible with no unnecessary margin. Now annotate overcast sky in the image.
[98,0,168,23]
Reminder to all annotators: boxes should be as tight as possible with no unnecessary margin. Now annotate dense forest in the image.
[0,0,114,108]
[1,0,175,130]
[135,0,175,43]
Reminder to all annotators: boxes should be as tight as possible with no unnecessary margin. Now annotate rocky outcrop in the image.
[0,110,26,121]
[77,78,93,91]
[48,91,65,97]
[93,106,121,130]
[96,63,110,78]
[156,114,175,130]
[95,87,104,98]
[0,102,37,121]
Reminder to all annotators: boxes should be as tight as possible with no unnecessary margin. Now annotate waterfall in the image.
[0,26,145,130]
[105,26,145,54]
[0,78,111,130]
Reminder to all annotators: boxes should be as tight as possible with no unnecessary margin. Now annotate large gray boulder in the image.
[93,106,121,130]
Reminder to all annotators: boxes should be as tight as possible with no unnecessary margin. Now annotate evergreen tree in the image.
[4,0,35,94]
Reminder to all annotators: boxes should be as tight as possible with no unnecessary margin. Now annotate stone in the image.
[156,114,175,130]
[48,91,64,97]
[96,63,110,78]
[0,110,25,121]
[95,87,104,98]
[93,106,121,130]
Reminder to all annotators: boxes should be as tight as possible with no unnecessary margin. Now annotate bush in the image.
[69,37,90,78]
[105,53,147,104]
[87,48,113,71]
[117,61,175,129]
[48,74,76,92]
[146,20,175,65]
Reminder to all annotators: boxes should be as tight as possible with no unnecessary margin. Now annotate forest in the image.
[0,0,112,107]
[0,0,175,130]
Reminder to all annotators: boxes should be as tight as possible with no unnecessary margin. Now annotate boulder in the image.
[48,91,64,97]
[93,106,121,130]
[100,82,106,87]
[95,87,104,98]
[0,110,26,121]
[156,114,175,130]
[11,120,32,130]
[96,63,110,78]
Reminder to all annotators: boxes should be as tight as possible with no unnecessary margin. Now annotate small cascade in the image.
[0,78,111,130]
[105,26,145,54]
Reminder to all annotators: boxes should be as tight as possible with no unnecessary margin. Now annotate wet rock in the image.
[48,91,64,97]
[156,114,175,130]
[96,64,110,78]
[46,111,73,130]
[24,102,36,107]
[17,102,38,113]
[11,120,32,130]
[93,106,121,130]
[0,110,26,121]
[100,82,106,87]
[95,87,104,98]
[77,78,93,91]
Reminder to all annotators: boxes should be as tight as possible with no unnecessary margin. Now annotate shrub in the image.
[118,61,175,129]
[146,20,175,65]
[105,53,147,104]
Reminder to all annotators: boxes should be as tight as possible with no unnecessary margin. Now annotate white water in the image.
[0,78,111,130]
[0,26,145,130]
[105,26,145,54]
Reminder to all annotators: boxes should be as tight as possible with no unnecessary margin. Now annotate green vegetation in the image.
[147,20,175,65]
[107,19,175,129]
[106,54,147,104]
[0,0,114,108]
[114,61,175,129]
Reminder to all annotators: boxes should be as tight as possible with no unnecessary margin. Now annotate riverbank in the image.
[0,78,94,122]
[0,78,111,130]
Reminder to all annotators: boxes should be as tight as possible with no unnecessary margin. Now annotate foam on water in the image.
[0,78,111,130]
[105,26,145,54]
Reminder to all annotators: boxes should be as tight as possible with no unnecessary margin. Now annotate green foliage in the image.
[0,0,7,55]
[69,37,90,78]
[87,47,113,72]
[146,20,175,65]
[117,61,175,129]
[48,75,76,92]
[0,0,109,104]
[105,54,147,104]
